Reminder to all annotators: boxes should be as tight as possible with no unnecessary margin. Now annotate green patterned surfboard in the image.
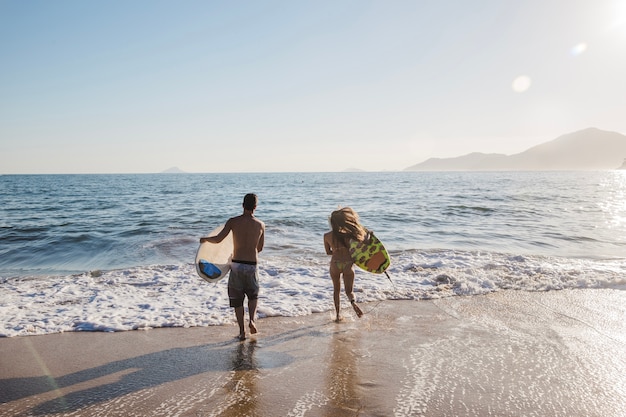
[349,232,390,274]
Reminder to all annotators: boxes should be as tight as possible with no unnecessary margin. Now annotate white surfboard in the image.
[195,225,233,283]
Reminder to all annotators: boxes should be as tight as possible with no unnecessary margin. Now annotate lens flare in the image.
[511,75,532,93]
[570,42,588,56]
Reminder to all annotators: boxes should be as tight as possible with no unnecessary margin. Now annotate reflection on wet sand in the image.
[323,328,363,416]
[2,291,625,416]
[217,340,259,417]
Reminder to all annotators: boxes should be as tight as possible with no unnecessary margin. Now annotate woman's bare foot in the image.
[351,300,364,318]
[237,333,246,341]
[249,320,258,334]
[335,315,344,323]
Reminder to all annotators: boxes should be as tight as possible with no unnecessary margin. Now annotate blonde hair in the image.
[330,207,367,247]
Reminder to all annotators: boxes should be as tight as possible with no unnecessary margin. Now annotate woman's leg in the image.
[329,263,342,321]
[343,266,355,302]
[343,266,363,317]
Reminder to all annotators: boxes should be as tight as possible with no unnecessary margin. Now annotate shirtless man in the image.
[200,193,265,341]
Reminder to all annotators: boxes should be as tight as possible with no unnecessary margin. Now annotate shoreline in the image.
[1,289,625,416]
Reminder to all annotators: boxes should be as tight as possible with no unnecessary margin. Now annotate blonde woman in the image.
[323,207,366,321]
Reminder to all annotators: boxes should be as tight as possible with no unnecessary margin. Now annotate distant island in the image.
[405,128,626,171]
[161,167,186,174]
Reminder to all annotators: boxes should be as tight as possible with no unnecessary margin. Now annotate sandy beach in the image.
[1,289,625,417]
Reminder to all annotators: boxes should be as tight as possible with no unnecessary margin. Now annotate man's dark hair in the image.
[243,193,257,211]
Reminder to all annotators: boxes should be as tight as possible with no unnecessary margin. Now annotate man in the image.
[200,193,265,341]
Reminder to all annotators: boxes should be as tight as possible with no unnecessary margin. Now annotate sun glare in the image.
[609,0,626,37]
[608,170,626,227]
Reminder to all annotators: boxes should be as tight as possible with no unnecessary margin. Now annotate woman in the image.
[323,207,366,321]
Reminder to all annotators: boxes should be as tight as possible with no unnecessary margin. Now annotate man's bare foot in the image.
[335,316,344,323]
[249,320,258,335]
[237,333,246,341]
[351,300,364,318]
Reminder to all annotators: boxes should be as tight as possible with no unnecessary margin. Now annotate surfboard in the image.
[195,225,233,283]
[349,231,391,274]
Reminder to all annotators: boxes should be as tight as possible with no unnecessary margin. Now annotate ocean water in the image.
[1,171,625,337]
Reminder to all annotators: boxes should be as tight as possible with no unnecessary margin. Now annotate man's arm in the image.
[199,220,232,244]
[257,223,265,253]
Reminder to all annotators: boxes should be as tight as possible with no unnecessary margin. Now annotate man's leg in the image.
[248,298,258,334]
[234,306,246,340]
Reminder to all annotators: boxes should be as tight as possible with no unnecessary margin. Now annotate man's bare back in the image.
[200,191,265,264]
[225,213,264,262]
[200,213,264,262]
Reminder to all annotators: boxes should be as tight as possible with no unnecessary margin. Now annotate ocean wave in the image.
[1,249,624,337]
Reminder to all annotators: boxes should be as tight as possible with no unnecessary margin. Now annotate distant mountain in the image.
[405,128,626,171]
[161,167,186,174]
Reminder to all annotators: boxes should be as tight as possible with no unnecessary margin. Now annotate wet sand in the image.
[1,289,625,417]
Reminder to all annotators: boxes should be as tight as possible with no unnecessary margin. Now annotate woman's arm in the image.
[323,232,333,255]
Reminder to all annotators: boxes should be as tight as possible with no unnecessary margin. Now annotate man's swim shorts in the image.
[228,261,259,308]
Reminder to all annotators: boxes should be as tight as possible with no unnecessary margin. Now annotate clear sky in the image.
[1,0,626,174]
